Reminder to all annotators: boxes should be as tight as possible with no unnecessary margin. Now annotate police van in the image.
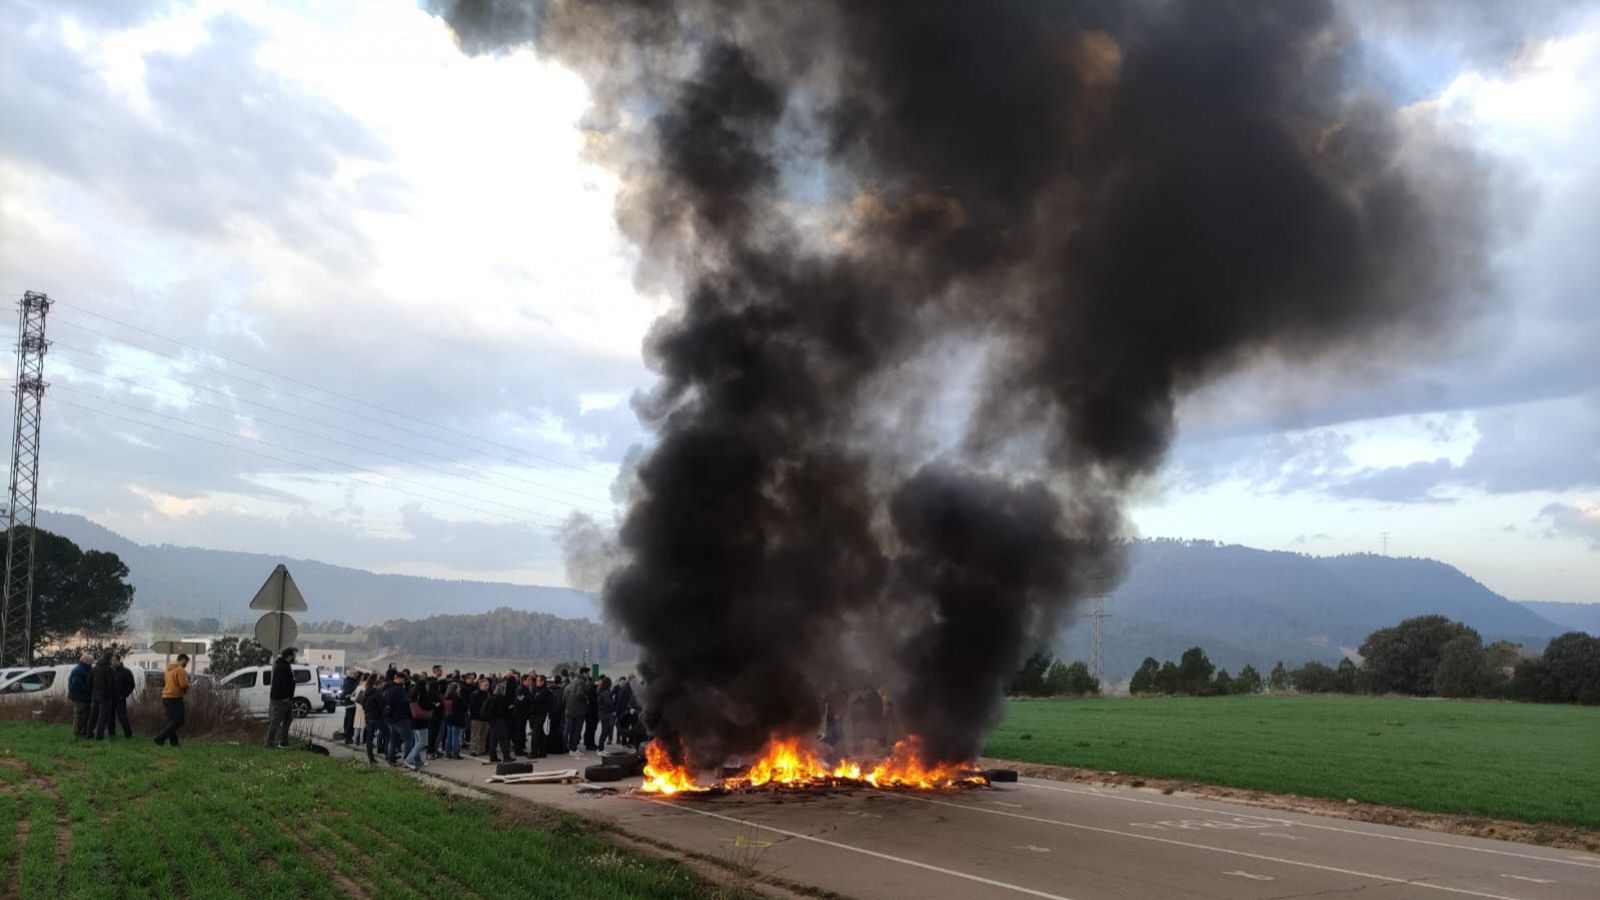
[215,663,326,717]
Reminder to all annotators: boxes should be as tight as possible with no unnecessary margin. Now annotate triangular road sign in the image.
[248,564,308,612]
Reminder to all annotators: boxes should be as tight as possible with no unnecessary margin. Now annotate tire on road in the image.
[585,764,626,783]
[984,768,1018,783]
[497,761,534,776]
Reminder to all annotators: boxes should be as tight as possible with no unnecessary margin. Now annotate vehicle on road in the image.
[215,664,325,718]
[0,665,75,700]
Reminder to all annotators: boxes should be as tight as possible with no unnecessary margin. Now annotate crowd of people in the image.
[339,665,645,771]
[65,651,140,741]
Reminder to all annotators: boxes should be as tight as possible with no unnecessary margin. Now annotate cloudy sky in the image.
[1,1,1596,605]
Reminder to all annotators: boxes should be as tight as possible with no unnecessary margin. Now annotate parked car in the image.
[0,665,75,700]
[214,664,324,717]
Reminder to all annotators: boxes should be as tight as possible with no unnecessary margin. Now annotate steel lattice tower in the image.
[1,292,51,666]
[1089,593,1111,686]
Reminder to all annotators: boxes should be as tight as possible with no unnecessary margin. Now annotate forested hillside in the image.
[368,607,635,665]
[1058,540,1566,682]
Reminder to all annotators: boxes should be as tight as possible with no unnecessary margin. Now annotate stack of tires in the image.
[586,750,646,782]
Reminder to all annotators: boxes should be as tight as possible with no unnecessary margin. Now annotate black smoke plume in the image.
[436,1,1489,769]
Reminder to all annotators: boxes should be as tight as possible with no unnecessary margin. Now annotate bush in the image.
[0,684,257,740]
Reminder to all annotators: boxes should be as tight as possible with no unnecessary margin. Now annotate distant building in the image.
[300,647,347,674]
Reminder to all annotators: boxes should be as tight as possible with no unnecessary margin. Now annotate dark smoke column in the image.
[435,0,1488,770]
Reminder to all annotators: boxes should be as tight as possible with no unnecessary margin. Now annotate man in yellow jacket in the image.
[152,654,191,747]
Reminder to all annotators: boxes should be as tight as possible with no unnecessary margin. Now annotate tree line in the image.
[1005,650,1102,697]
[367,606,636,664]
[1123,615,1599,704]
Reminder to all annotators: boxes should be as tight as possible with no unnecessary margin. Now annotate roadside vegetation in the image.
[985,694,1600,828]
[0,722,747,899]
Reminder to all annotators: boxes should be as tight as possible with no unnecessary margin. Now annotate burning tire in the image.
[601,750,641,772]
[585,764,626,783]
[496,761,534,776]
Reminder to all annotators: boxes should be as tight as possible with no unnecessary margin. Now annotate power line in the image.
[49,340,616,515]
[48,352,611,518]
[50,392,579,529]
[51,305,620,485]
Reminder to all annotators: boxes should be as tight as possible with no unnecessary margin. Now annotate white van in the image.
[215,664,324,717]
[0,665,76,700]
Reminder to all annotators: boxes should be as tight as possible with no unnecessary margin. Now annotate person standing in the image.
[425,678,445,760]
[467,676,491,757]
[596,677,616,751]
[442,680,466,760]
[339,669,361,744]
[110,655,136,739]
[564,672,589,759]
[404,678,432,771]
[583,673,600,751]
[511,675,532,757]
[529,674,551,759]
[152,654,191,747]
[486,681,514,763]
[68,652,93,739]
[89,652,115,740]
[361,674,386,764]
[265,648,298,748]
[384,671,413,767]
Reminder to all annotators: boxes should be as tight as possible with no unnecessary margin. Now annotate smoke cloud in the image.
[434,0,1490,769]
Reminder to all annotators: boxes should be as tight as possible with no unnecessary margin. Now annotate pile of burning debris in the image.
[639,736,1014,796]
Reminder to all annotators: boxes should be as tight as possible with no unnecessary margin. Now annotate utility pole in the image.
[2,292,52,666]
[1089,593,1111,686]
[1381,531,1389,557]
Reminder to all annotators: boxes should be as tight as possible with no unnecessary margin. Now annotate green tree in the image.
[1233,664,1263,695]
[1007,650,1053,696]
[207,636,272,678]
[1540,632,1600,704]
[1212,668,1233,695]
[1433,634,1494,698]
[16,528,136,661]
[1290,661,1339,693]
[1335,658,1360,694]
[1267,661,1289,691]
[1154,661,1180,695]
[1176,646,1215,696]
[1128,657,1160,694]
[1359,615,1481,696]
[1045,660,1099,696]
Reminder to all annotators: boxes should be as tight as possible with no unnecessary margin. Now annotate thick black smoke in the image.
[436,1,1488,769]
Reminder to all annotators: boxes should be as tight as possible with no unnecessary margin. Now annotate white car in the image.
[215,664,324,718]
[0,665,76,700]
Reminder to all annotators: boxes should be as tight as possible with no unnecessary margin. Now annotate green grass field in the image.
[0,722,744,899]
[984,695,1600,828]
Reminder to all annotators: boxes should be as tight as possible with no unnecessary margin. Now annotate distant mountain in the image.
[1516,600,1600,636]
[37,514,1570,678]
[1056,540,1569,683]
[37,511,596,627]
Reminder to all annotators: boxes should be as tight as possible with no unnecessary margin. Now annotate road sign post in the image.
[249,564,307,655]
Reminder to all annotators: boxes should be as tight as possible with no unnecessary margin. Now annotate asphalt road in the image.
[302,717,1600,900]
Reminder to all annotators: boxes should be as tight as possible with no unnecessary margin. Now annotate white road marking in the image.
[1224,871,1274,881]
[1017,780,1600,870]
[899,794,1524,900]
[649,800,1081,900]
[1014,844,1051,853]
[1259,832,1302,840]
[1499,874,1557,885]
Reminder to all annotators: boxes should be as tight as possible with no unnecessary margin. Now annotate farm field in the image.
[0,722,743,899]
[984,694,1600,828]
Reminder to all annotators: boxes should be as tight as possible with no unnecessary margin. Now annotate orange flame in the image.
[638,735,986,794]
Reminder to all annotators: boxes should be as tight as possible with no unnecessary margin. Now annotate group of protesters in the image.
[339,664,644,772]
[65,651,140,741]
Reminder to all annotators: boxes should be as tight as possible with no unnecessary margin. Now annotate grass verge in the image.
[985,694,1600,828]
[0,721,752,899]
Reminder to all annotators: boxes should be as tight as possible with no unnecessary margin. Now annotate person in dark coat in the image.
[384,671,412,767]
[467,677,492,756]
[110,655,136,738]
[89,652,115,740]
[68,652,93,739]
[596,677,616,751]
[442,680,467,759]
[528,674,552,758]
[360,674,387,764]
[486,681,514,763]
[564,672,590,758]
[511,675,533,757]
[339,670,361,745]
[583,675,600,751]
[425,678,445,759]
[265,648,298,747]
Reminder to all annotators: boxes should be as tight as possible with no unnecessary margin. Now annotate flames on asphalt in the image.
[640,736,988,795]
